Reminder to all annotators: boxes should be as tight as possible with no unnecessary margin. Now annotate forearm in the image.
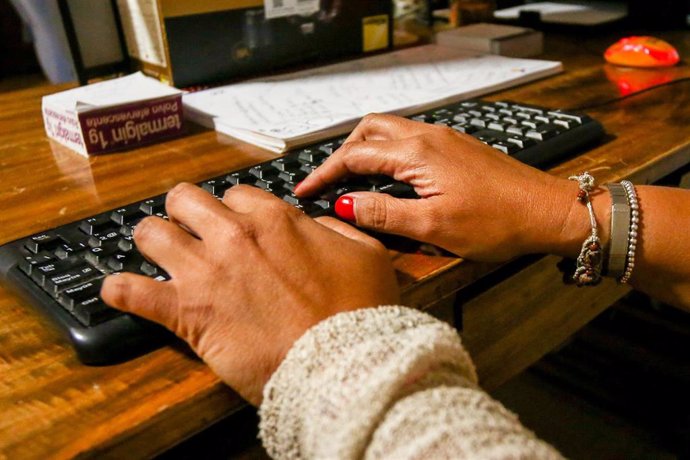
[626,186,690,310]
[258,306,562,459]
[532,179,690,311]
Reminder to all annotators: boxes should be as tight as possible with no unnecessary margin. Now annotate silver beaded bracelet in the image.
[619,180,640,284]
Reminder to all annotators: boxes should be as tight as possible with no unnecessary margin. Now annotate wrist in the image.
[521,175,611,259]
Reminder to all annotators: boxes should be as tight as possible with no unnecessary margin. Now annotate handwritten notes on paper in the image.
[183,44,563,152]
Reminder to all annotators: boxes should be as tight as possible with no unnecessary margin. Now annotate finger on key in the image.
[295,137,422,197]
[223,184,300,215]
[165,183,236,239]
[133,216,201,274]
[102,272,180,331]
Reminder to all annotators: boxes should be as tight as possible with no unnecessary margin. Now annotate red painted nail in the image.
[335,195,356,222]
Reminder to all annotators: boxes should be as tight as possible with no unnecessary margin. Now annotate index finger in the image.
[295,137,421,197]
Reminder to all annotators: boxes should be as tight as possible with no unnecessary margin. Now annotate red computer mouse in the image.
[604,36,680,68]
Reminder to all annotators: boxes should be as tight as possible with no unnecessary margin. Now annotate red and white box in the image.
[42,72,184,156]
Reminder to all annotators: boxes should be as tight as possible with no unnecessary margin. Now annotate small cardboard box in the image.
[435,23,543,58]
[42,72,184,156]
[115,0,393,87]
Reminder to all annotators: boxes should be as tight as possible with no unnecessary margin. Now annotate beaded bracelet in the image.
[619,180,640,284]
[568,172,603,286]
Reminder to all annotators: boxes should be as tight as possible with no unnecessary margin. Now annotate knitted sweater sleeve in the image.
[258,306,563,459]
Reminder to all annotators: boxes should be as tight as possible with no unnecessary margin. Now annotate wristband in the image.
[605,183,631,278]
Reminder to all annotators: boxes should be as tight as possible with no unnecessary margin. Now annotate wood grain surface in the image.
[1,30,690,459]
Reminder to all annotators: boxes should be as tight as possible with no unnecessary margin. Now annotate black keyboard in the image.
[0,100,605,364]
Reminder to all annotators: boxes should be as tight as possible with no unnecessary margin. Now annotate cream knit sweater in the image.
[259,306,563,459]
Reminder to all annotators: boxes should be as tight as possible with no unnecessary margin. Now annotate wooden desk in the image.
[2,31,690,458]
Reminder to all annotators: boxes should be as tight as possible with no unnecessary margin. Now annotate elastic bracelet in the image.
[619,180,640,284]
[568,172,603,286]
[605,183,631,278]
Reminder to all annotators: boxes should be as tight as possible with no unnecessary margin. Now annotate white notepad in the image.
[183,44,563,153]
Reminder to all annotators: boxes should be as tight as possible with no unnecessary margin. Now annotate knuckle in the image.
[363,198,389,229]
[417,206,440,240]
[166,182,197,214]
[219,217,256,242]
[167,182,194,202]
[133,216,158,242]
[361,113,381,125]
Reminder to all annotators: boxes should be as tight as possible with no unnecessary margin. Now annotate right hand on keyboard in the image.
[101,182,400,406]
[296,114,582,262]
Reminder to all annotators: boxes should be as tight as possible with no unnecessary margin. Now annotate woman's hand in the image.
[297,114,581,262]
[101,183,400,405]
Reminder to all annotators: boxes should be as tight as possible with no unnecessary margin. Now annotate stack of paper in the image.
[183,44,562,153]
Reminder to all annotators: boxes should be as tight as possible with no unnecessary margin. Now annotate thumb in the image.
[101,273,179,332]
[334,192,427,239]
[314,215,386,252]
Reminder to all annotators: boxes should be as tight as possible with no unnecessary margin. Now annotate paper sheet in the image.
[183,45,562,147]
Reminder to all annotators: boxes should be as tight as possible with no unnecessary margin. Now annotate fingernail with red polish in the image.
[335,195,356,222]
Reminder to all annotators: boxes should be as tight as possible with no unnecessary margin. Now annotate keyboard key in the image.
[79,215,115,236]
[487,122,506,132]
[58,278,103,311]
[111,205,147,226]
[282,194,303,206]
[140,197,166,216]
[141,261,166,278]
[452,114,469,124]
[451,124,479,134]
[520,120,542,130]
[271,157,300,172]
[254,177,283,192]
[372,182,416,198]
[55,242,88,260]
[298,149,325,163]
[318,142,339,155]
[434,119,453,127]
[88,231,121,248]
[226,171,252,185]
[44,265,101,296]
[117,236,135,252]
[547,111,589,124]
[278,170,307,184]
[31,259,75,286]
[73,296,120,326]
[19,252,56,276]
[491,142,520,155]
[525,125,562,141]
[85,246,119,266]
[24,232,62,254]
[201,178,232,197]
[506,136,537,149]
[249,165,278,179]
[506,125,526,136]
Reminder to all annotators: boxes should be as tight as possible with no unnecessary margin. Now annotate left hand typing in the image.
[100,183,400,405]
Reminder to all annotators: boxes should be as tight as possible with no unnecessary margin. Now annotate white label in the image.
[264,0,319,19]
